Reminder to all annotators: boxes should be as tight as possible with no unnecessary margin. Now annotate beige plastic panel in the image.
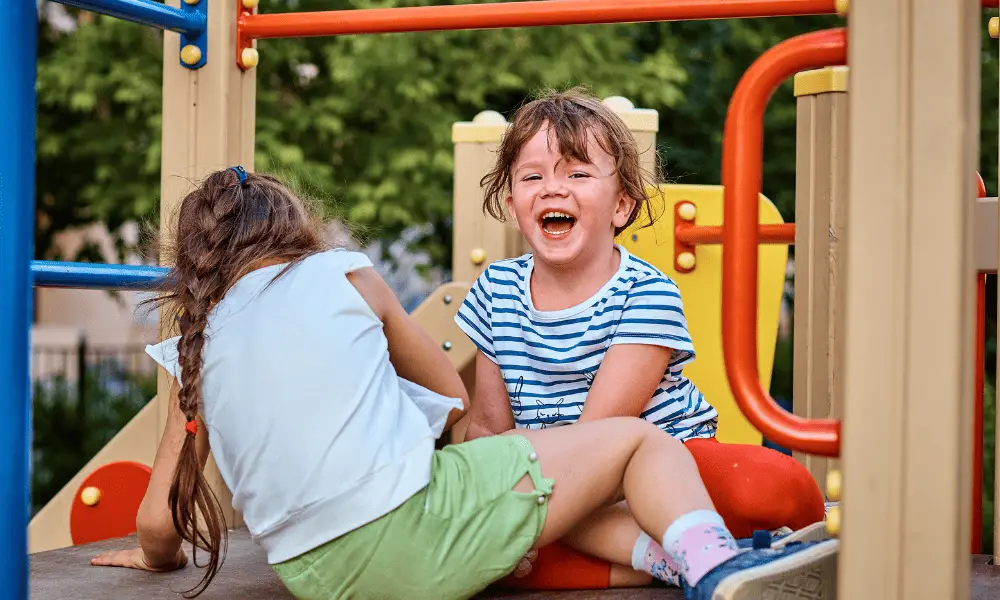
[410,282,476,371]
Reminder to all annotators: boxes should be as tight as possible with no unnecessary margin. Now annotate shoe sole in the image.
[772,522,829,548]
[711,539,838,600]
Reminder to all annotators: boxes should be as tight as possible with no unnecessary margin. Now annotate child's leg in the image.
[560,501,681,586]
[510,418,837,597]
[508,418,714,550]
[683,437,826,539]
[507,418,738,588]
[500,433,828,591]
[500,502,659,590]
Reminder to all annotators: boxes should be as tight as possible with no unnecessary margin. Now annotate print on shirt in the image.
[510,376,579,428]
[510,376,524,417]
[456,247,719,442]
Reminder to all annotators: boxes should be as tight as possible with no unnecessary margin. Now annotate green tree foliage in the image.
[37,0,693,267]
[36,9,163,261]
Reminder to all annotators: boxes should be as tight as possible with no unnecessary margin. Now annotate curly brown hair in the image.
[149,168,328,597]
[480,87,659,235]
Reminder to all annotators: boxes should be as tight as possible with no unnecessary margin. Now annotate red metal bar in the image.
[971,174,986,554]
[240,0,837,40]
[722,28,845,457]
[984,0,998,8]
[972,273,985,554]
[677,222,794,245]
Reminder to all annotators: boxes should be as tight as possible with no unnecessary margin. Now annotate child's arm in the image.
[91,381,211,570]
[347,267,469,431]
[465,350,516,441]
[577,344,673,423]
[578,273,694,423]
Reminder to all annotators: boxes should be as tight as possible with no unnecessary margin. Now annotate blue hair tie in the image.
[229,166,248,186]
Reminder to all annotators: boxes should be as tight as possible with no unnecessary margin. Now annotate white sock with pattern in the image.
[631,531,682,586]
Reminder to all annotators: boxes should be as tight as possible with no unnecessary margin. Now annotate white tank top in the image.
[145,249,462,563]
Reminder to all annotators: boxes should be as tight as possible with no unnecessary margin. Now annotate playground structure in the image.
[4,0,1000,599]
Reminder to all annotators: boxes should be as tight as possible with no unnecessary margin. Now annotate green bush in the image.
[31,363,155,514]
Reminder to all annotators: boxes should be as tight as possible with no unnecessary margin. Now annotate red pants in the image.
[503,437,826,590]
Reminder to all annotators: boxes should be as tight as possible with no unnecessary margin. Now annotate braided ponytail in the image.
[149,167,327,596]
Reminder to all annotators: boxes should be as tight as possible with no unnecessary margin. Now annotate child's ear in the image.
[612,190,636,230]
[504,195,522,232]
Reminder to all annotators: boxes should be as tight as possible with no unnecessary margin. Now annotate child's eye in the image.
[523,174,542,181]
[569,172,591,179]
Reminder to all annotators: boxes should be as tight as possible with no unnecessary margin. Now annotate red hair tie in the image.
[185,419,199,436]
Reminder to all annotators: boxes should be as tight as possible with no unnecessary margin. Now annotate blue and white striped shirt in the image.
[455,246,718,441]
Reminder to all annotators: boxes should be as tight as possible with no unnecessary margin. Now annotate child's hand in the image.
[91,547,188,572]
[512,549,538,578]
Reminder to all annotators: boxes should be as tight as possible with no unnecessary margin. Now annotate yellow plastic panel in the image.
[619,184,789,445]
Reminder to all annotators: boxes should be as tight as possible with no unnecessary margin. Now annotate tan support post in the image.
[841,1,978,598]
[158,0,257,529]
[791,66,848,493]
[602,96,660,177]
[451,111,516,283]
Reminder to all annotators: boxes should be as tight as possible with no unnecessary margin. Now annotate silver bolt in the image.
[442,341,453,351]
[443,295,452,305]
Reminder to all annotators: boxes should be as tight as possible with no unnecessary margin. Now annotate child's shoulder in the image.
[305,247,374,275]
[620,250,678,288]
[480,253,532,281]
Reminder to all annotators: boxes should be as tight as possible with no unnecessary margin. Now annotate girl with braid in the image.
[91,166,837,600]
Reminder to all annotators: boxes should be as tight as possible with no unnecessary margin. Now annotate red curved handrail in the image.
[977,171,987,198]
[722,28,846,457]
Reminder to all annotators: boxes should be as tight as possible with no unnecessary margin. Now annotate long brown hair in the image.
[152,167,327,596]
[480,87,659,235]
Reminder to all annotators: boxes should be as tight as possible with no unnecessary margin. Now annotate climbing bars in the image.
[722,27,847,458]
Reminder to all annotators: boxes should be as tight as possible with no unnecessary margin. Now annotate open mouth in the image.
[540,211,577,236]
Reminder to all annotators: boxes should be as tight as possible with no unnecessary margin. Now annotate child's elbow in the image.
[136,502,177,543]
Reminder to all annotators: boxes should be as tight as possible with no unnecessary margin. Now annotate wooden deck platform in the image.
[28,528,1000,599]
[29,529,680,600]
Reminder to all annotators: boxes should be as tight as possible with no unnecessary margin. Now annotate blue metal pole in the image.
[32,261,170,290]
[0,0,37,598]
[54,0,204,35]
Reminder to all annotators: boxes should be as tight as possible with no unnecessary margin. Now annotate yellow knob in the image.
[677,252,696,270]
[677,202,696,221]
[80,486,102,507]
[182,0,199,4]
[825,505,841,537]
[990,18,999,39]
[242,0,259,8]
[180,45,202,66]
[826,469,842,502]
[241,48,260,69]
[470,248,487,266]
[835,0,848,17]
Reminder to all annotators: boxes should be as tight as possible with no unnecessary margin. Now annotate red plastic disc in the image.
[70,461,152,545]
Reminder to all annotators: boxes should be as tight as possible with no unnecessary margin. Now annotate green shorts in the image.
[272,434,553,600]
